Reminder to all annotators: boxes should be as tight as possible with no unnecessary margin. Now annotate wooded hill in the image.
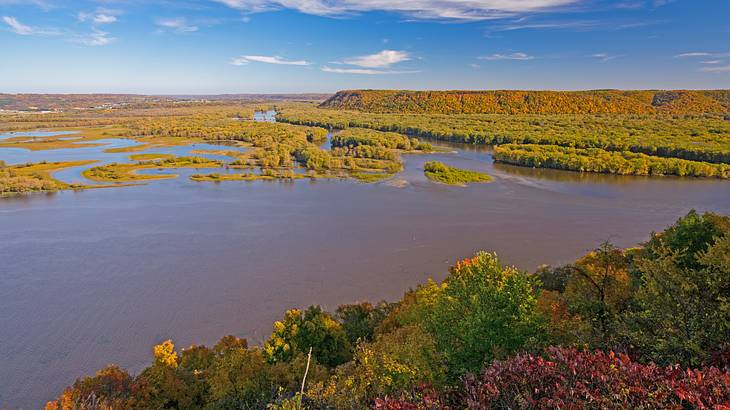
[320,89,730,115]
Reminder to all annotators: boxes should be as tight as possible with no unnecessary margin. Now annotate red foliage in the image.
[374,384,449,410]
[464,347,730,409]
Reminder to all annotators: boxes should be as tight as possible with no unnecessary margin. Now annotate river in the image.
[1,126,729,408]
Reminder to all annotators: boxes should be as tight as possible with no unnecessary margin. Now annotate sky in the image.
[0,0,729,94]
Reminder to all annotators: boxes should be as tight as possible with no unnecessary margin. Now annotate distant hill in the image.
[320,89,730,115]
[0,93,329,111]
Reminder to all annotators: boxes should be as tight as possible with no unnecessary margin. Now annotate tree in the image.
[335,301,391,344]
[562,242,634,350]
[45,365,133,410]
[264,306,353,368]
[627,211,730,367]
[206,347,274,409]
[416,252,545,380]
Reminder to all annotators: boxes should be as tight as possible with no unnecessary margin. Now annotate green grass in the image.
[129,153,175,161]
[83,156,223,182]
[350,172,394,183]
[1,160,97,195]
[423,161,492,186]
[190,172,306,182]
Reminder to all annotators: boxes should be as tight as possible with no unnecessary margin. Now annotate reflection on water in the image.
[0,130,79,140]
[1,131,730,409]
[253,110,277,123]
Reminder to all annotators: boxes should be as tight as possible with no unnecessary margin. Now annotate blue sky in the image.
[0,0,728,94]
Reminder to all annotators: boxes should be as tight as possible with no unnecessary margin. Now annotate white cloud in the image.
[214,0,580,21]
[700,65,730,73]
[156,17,198,33]
[2,15,33,34]
[78,12,117,24]
[231,55,310,66]
[701,60,723,65]
[591,53,623,62]
[321,66,419,75]
[493,19,599,31]
[479,52,534,61]
[676,52,712,58]
[342,50,410,68]
[75,28,114,46]
[2,15,59,36]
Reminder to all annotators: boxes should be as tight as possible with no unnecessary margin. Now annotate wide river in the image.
[1,127,729,408]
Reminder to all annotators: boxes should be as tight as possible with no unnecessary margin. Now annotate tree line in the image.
[319,90,730,115]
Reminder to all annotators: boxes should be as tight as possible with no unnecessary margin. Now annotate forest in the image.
[320,90,730,115]
[277,98,730,178]
[46,211,730,409]
[493,144,730,178]
[3,93,730,194]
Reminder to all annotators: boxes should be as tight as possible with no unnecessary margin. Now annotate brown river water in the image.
[1,130,729,408]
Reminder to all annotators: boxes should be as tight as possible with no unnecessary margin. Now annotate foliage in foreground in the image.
[381,347,730,409]
[466,347,730,409]
[423,161,492,186]
[47,211,730,409]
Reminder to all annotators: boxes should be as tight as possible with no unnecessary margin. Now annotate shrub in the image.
[409,252,545,381]
[627,211,730,367]
[264,306,353,367]
[463,346,730,409]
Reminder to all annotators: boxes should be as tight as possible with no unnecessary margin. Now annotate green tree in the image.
[563,242,634,350]
[335,301,391,344]
[264,306,353,368]
[628,211,730,367]
[206,347,274,409]
[416,252,545,380]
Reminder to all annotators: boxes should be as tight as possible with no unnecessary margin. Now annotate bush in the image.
[627,211,730,367]
[463,347,730,409]
[403,252,544,381]
[264,306,353,367]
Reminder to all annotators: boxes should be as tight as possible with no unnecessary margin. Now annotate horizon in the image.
[1,0,729,94]
[3,87,730,97]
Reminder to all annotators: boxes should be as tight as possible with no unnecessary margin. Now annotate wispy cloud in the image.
[321,66,419,75]
[156,17,198,33]
[591,53,624,62]
[78,12,118,25]
[479,52,534,61]
[74,28,115,46]
[2,15,59,35]
[490,17,662,32]
[676,52,712,58]
[675,51,730,59]
[493,19,599,31]
[341,50,410,68]
[699,65,730,73]
[701,60,723,65]
[2,15,33,35]
[231,55,310,66]
[215,0,581,21]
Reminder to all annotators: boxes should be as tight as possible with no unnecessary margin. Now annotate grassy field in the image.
[0,160,97,195]
[423,161,492,186]
[83,157,223,182]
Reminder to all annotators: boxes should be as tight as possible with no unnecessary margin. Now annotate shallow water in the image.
[1,132,729,408]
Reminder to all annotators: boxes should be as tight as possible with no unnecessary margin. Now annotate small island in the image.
[423,161,492,186]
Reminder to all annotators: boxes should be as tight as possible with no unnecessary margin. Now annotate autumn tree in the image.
[264,306,353,368]
[627,211,730,367]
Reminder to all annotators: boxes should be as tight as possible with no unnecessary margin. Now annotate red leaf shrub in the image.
[465,347,730,409]
[374,384,449,410]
